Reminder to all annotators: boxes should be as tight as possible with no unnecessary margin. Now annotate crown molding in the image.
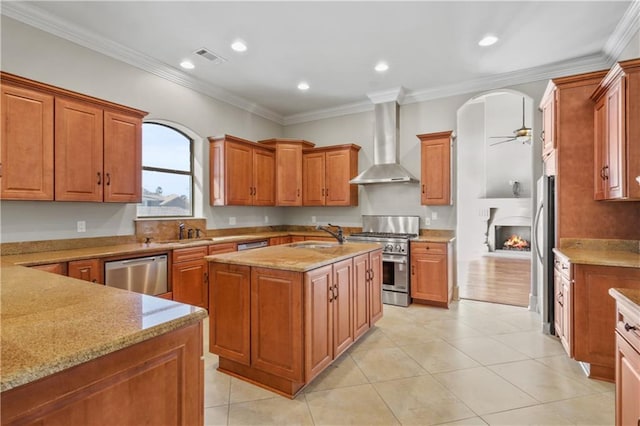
[603,0,640,64]
[1,1,285,125]
[3,1,633,128]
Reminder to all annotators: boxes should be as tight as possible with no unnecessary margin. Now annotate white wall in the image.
[0,17,286,242]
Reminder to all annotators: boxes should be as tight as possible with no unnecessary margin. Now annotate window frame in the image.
[137,122,195,218]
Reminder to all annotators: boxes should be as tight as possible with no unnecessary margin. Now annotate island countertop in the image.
[206,241,382,272]
[0,264,207,392]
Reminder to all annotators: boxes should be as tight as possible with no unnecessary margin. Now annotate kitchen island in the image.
[206,241,383,397]
[0,264,207,425]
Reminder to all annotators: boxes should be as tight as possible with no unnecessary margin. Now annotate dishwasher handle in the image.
[121,256,163,265]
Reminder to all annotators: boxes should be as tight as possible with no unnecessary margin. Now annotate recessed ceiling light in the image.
[231,40,247,52]
[180,60,195,69]
[478,35,499,47]
[375,62,389,72]
[297,81,310,91]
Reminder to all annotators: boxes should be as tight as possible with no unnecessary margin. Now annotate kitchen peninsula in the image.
[0,264,207,425]
[207,241,383,398]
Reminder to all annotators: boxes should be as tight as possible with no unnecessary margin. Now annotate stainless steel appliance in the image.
[347,215,419,307]
[237,240,268,251]
[104,254,168,296]
[534,175,556,334]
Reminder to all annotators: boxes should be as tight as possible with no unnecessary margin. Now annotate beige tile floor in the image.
[202,300,615,425]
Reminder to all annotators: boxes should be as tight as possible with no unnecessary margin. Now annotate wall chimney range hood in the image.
[350,88,419,185]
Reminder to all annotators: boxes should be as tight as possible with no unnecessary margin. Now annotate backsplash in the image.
[134,218,207,242]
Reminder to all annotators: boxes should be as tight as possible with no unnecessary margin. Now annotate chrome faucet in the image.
[178,222,185,240]
[316,223,345,244]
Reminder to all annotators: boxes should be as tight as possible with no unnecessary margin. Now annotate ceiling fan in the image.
[490,97,532,146]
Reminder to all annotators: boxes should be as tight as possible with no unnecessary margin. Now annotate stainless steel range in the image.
[348,215,419,307]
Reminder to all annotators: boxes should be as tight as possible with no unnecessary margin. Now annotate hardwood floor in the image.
[458,255,531,307]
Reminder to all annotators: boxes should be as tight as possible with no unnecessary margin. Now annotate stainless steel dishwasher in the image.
[104,254,168,296]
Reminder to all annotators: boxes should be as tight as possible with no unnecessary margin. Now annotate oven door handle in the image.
[383,255,407,264]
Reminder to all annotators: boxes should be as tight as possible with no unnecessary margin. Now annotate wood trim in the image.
[258,138,316,149]
[302,143,361,153]
[0,72,147,118]
[416,130,454,141]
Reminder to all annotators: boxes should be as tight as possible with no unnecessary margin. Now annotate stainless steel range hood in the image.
[349,100,419,184]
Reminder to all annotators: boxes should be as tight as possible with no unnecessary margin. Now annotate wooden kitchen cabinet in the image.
[30,263,67,275]
[0,82,54,200]
[591,58,640,201]
[209,263,251,365]
[68,258,102,284]
[172,246,208,309]
[553,252,573,356]
[209,242,237,255]
[610,289,640,426]
[369,249,383,324]
[302,144,360,206]
[209,135,275,206]
[353,249,383,339]
[1,72,146,203]
[269,236,292,246]
[417,131,453,206]
[259,138,315,206]
[573,264,640,381]
[540,88,556,170]
[410,241,452,307]
[251,267,304,382]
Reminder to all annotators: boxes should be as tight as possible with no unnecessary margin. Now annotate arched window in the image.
[137,123,193,217]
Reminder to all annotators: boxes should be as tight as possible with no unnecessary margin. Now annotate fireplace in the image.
[495,225,531,252]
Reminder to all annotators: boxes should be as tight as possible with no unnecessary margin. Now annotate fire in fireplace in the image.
[495,225,531,252]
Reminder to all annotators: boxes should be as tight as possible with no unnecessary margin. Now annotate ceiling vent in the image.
[194,48,227,64]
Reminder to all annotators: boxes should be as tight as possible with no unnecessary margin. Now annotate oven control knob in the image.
[395,244,402,252]
[385,244,394,252]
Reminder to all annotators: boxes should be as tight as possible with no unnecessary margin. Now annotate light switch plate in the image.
[264,216,269,223]
[311,216,317,224]
[229,217,236,225]
[431,211,438,220]
[424,217,431,226]
[77,221,86,232]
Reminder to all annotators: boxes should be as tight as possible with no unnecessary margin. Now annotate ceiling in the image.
[3,1,638,124]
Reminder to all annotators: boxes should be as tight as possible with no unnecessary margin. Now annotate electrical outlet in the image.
[264,215,269,223]
[311,216,317,224]
[431,211,438,220]
[424,217,431,226]
[77,220,86,233]
[229,217,236,225]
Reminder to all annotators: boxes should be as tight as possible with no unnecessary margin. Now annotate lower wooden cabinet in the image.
[0,321,203,426]
[172,246,208,309]
[208,248,382,397]
[610,288,640,426]
[573,264,640,381]
[553,252,573,356]
[410,241,452,307]
[30,263,67,275]
[68,258,102,284]
[208,242,237,255]
[269,236,292,246]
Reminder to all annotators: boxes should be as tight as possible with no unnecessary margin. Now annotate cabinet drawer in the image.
[554,253,571,279]
[173,246,208,263]
[209,243,237,255]
[411,242,447,255]
[616,303,640,354]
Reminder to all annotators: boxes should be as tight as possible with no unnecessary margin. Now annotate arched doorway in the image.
[455,91,535,307]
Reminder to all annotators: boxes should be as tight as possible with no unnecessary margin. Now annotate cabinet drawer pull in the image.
[322,188,325,196]
[365,269,370,281]
[106,173,111,186]
[333,284,338,299]
[422,184,425,194]
[325,188,328,196]
[97,172,102,185]
[297,188,300,197]
[411,265,415,275]
[369,268,374,281]
[328,286,334,302]
[540,130,545,143]
[603,165,609,180]
[624,323,638,332]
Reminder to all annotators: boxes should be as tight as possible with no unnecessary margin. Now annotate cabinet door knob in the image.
[97,172,102,185]
[422,184,425,194]
[624,323,638,332]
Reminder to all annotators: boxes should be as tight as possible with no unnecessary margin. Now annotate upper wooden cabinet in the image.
[0,72,147,203]
[540,88,557,176]
[209,135,276,206]
[259,138,315,206]
[0,83,54,200]
[417,131,453,206]
[302,144,360,206]
[591,58,640,201]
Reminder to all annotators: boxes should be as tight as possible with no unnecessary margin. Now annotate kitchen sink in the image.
[289,241,339,249]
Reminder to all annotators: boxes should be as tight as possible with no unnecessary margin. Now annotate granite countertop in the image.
[0,264,207,392]
[206,241,382,272]
[609,288,640,310]
[413,235,456,243]
[1,231,340,266]
[553,247,640,269]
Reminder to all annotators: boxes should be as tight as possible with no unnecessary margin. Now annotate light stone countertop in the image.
[0,264,207,392]
[553,247,640,269]
[412,235,456,243]
[206,241,382,272]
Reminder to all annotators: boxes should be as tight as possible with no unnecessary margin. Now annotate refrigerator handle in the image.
[533,202,544,263]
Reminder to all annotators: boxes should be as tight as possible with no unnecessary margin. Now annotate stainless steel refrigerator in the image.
[534,175,556,334]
